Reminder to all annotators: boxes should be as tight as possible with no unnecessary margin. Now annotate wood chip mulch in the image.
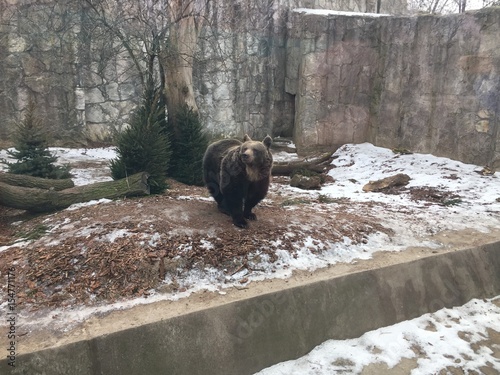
[0,198,388,312]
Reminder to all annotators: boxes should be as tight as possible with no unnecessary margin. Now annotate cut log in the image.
[0,172,74,190]
[272,152,335,176]
[0,172,150,213]
[362,173,411,192]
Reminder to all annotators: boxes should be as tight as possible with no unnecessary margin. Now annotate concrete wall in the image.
[2,240,500,375]
[288,8,500,167]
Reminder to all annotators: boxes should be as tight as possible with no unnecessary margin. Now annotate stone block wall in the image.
[193,0,405,140]
[0,0,82,143]
[4,0,499,169]
[0,0,142,144]
[287,8,500,167]
[0,0,403,145]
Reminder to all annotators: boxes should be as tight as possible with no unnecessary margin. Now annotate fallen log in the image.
[362,173,411,192]
[272,152,335,176]
[0,172,150,213]
[0,172,74,190]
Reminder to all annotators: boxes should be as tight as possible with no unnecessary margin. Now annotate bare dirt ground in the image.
[0,163,497,313]
[0,177,393,312]
[1,164,500,374]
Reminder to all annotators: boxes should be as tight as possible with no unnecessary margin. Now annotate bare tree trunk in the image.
[162,1,203,118]
[0,172,150,213]
[0,173,74,190]
[460,0,467,12]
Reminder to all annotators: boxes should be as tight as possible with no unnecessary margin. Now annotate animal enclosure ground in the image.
[0,143,499,329]
[0,179,391,310]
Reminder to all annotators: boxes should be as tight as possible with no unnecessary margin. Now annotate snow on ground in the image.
[1,142,499,281]
[252,143,500,375]
[255,297,500,375]
[1,142,499,283]
[326,143,497,206]
[0,147,115,186]
[272,143,500,253]
[51,147,115,185]
[1,142,500,371]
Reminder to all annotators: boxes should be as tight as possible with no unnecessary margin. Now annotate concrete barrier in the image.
[3,240,500,375]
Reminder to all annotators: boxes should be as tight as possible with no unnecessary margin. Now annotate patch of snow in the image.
[177,195,213,202]
[71,168,113,186]
[148,232,161,247]
[200,239,214,250]
[104,229,133,243]
[0,147,116,185]
[50,147,116,163]
[293,8,391,18]
[0,240,31,254]
[176,195,194,200]
[272,151,301,162]
[255,297,500,375]
[66,199,113,211]
[47,218,72,232]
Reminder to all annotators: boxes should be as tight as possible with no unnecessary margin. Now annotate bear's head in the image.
[239,134,273,181]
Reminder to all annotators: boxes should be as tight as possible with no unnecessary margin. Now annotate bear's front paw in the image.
[244,212,257,221]
[233,217,248,228]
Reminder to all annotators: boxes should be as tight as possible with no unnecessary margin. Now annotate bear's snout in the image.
[241,151,253,163]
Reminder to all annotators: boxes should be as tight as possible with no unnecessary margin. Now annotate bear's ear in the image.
[243,134,252,142]
[263,135,272,149]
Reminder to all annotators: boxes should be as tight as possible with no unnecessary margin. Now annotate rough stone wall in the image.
[0,0,405,146]
[287,8,500,167]
[194,0,404,140]
[0,0,83,143]
[76,3,141,143]
[0,0,141,145]
[373,10,500,168]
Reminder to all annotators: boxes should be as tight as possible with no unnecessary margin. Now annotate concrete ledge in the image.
[4,241,500,375]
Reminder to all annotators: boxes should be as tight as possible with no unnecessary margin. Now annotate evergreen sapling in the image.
[168,105,208,186]
[5,100,71,179]
[110,85,171,194]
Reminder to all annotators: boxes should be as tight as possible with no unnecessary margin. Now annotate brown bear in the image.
[203,134,273,228]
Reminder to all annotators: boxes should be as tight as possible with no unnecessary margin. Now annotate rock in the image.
[287,9,500,168]
[476,166,495,176]
[362,173,411,192]
[290,174,322,190]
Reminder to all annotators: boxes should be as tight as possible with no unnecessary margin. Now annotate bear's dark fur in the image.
[203,134,273,228]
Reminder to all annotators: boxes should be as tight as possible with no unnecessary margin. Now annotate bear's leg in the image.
[210,188,229,216]
[217,199,230,215]
[223,192,247,228]
[207,183,223,203]
[205,169,224,204]
[243,180,269,221]
[243,198,258,220]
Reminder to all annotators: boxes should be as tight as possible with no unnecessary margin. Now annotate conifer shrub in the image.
[5,100,71,179]
[167,105,208,186]
[110,84,171,194]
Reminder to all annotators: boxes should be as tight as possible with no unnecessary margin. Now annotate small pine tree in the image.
[168,105,208,186]
[5,100,71,179]
[110,83,171,194]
